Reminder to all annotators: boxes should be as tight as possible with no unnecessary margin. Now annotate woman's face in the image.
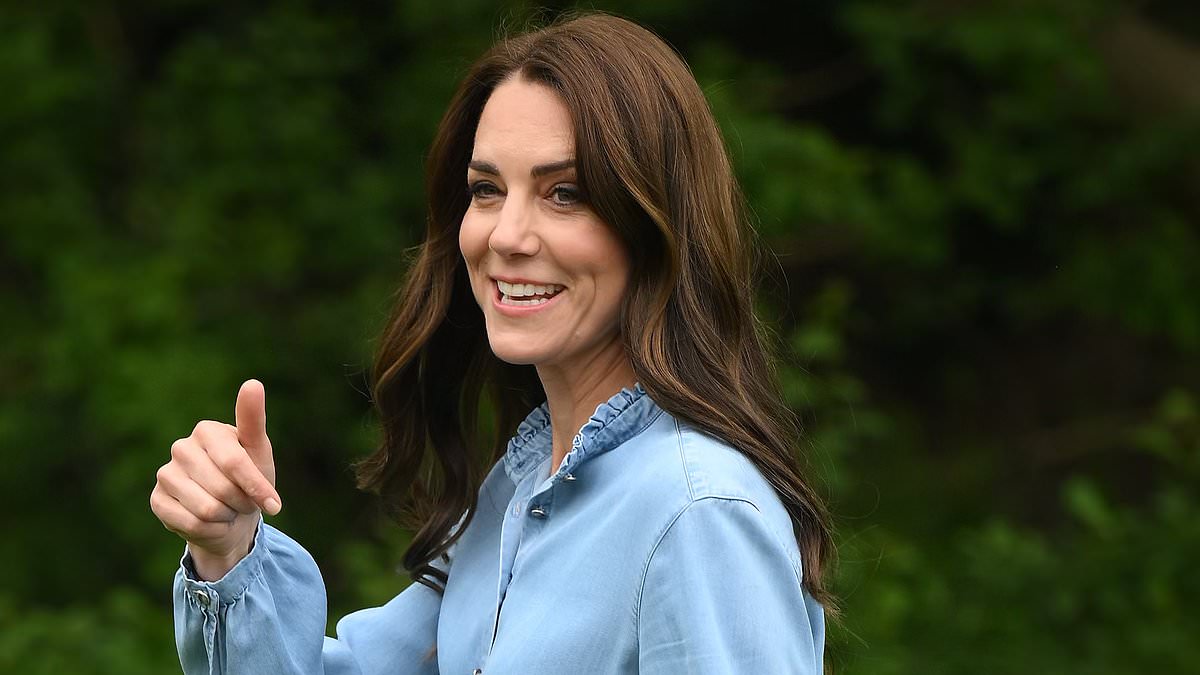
[459,76,630,368]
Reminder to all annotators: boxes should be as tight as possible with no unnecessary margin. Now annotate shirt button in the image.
[563,472,576,481]
[529,506,547,518]
[473,669,483,674]
[192,589,212,608]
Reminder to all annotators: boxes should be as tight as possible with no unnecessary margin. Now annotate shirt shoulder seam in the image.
[672,416,696,501]
[632,495,764,645]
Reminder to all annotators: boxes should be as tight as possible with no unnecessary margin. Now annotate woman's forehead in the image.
[472,79,575,167]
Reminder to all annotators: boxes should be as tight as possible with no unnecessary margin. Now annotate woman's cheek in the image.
[459,215,488,264]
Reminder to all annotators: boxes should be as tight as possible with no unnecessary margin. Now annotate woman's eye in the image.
[549,184,582,206]
[468,181,500,200]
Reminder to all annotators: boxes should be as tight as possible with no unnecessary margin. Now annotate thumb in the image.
[235,378,276,486]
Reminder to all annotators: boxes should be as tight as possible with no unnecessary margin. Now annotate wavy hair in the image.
[355,11,836,612]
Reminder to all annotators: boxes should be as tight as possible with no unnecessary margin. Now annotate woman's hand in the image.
[150,379,283,580]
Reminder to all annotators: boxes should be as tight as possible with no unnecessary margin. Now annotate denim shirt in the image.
[174,383,826,673]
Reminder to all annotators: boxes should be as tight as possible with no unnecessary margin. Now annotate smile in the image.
[492,278,566,315]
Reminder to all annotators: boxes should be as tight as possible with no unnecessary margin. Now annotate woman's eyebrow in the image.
[530,159,576,177]
[467,159,576,177]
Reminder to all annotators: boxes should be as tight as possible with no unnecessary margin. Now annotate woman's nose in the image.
[488,194,540,257]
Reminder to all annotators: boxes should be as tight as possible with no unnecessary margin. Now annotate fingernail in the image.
[264,497,281,515]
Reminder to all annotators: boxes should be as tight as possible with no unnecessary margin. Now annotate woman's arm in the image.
[174,514,443,675]
[636,496,825,674]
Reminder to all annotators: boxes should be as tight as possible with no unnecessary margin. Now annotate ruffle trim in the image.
[503,381,650,482]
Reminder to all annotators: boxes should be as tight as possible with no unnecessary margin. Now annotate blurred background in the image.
[2,1,1199,672]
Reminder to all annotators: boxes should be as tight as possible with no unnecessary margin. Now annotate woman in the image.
[152,11,833,674]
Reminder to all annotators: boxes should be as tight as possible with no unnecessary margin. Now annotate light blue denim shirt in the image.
[174,383,826,673]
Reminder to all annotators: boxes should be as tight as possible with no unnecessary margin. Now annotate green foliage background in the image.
[2,1,1199,672]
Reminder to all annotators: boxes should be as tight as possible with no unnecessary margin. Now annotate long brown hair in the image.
[356,10,836,611]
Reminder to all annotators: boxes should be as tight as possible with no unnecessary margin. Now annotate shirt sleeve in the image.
[636,496,825,674]
[173,513,444,675]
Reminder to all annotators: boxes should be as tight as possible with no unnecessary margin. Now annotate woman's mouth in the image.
[495,279,565,306]
[491,278,567,315]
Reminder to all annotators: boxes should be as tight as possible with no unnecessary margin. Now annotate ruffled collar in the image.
[502,382,662,483]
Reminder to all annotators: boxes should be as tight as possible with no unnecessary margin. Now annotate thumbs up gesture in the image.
[151,379,283,580]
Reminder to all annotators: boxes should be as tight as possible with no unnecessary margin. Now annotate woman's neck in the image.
[535,336,638,476]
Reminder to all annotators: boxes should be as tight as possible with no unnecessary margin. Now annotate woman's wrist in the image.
[190,536,255,581]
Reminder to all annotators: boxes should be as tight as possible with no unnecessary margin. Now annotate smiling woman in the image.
[460,78,635,439]
[165,10,832,675]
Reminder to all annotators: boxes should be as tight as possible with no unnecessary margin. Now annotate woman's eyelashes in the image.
[548,184,582,206]
[466,180,584,208]
[468,180,501,200]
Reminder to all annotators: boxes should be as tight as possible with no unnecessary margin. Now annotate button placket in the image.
[192,587,214,610]
[490,471,540,657]
[526,483,558,520]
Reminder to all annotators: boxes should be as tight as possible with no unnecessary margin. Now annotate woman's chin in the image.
[486,336,551,366]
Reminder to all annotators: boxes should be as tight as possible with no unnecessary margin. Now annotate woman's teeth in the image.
[497,279,565,306]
